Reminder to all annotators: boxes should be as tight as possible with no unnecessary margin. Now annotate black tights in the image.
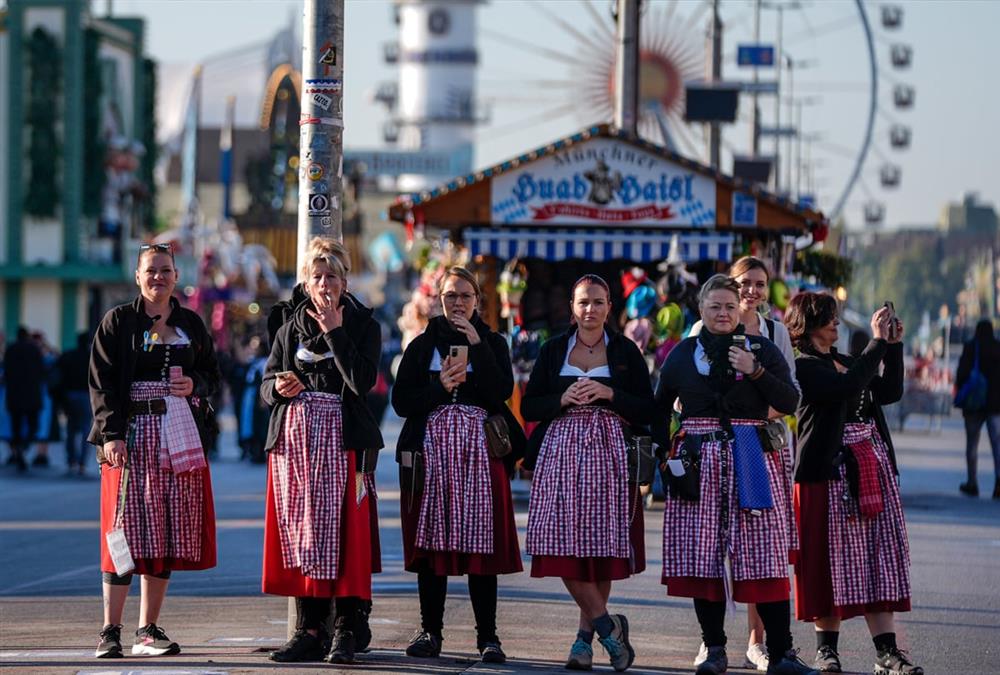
[693,598,792,663]
[300,596,365,632]
[418,569,498,646]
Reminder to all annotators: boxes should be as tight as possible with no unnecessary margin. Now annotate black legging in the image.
[300,596,365,632]
[694,598,792,663]
[418,569,498,646]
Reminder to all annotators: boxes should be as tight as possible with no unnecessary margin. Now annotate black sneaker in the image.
[696,646,728,675]
[874,647,923,675]
[95,624,123,658]
[814,645,842,672]
[405,630,442,658]
[131,623,180,656]
[479,641,506,664]
[768,649,820,675]
[269,629,327,662]
[327,629,355,664]
[959,481,979,497]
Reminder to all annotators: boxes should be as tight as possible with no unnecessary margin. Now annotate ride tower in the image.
[381,0,483,192]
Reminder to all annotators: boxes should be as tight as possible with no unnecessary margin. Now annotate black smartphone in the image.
[884,301,897,340]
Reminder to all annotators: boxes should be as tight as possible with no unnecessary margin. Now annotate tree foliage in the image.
[849,238,966,332]
[141,58,158,230]
[82,28,104,218]
[24,27,62,217]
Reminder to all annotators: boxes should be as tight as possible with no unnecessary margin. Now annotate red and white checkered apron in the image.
[160,394,206,474]
[416,404,494,554]
[662,417,792,583]
[118,381,205,561]
[527,406,630,558]
[270,391,348,580]
[774,434,799,554]
[827,421,911,607]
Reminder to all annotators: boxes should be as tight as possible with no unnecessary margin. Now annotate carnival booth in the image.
[390,124,824,345]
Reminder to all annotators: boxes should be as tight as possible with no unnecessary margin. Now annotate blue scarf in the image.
[730,424,774,510]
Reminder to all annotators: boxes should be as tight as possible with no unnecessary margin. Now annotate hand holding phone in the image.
[883,301,898,341]
[449,345,469,383]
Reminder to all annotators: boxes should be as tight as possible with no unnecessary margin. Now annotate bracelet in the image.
[749,365,766,381]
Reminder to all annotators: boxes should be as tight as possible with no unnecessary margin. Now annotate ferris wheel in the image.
[478,0,915,228]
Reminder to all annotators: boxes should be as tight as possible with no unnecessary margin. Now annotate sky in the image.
[94,0,1000,230]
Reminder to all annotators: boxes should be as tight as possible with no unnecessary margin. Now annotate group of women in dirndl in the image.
[88,242,921,675]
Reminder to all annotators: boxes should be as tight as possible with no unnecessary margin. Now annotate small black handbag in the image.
[758,419,786,453]
[626,434,656,485]
[661,432,702,501]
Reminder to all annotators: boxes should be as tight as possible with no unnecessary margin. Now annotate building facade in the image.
[1,0,154,349]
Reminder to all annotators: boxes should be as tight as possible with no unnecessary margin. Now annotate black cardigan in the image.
[391,314,526,473]
[794,339,903,483]
[653,335,799,448]
[261,294,384,465]
[88,296,221,461]
[520,330,656,470]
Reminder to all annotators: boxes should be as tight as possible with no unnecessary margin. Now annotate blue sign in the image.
[799,194,816,209]
[343,146,472,177]
[732,192,757,227]
[737,45,775,67]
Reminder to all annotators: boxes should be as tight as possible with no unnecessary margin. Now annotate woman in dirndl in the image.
[391,266,524,664]
[655,274,813,675]
[90,243,220,659]
[786,293,922,675]
[687,257,800,672]
[261,247,384,665]
[522,274,654,673]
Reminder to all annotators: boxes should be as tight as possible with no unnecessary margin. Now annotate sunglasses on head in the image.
[138,243,174,258]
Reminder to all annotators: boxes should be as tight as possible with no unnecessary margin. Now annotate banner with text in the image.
[491,137,717,227]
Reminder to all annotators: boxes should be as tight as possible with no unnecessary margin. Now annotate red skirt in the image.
[794,481,911,621]
[531,485,646,581]
[99,463,217,576]
[262,450,380,599]
[401,456,522,576]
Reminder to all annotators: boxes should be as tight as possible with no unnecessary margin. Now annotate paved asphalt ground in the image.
[1,409,998,674]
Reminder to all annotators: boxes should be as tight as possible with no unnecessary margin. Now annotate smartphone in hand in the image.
[883,301,897,340]
[449,345,469,383]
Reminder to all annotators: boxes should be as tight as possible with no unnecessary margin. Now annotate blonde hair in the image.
[439,266,481,298]
[300,237,350,281]
[698,273,741,306]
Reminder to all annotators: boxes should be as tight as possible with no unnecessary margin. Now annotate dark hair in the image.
[571,274,611,299]
[784,292,838,349]
[728,256,770,281]
[974,319,997,345]
[849,329,870,357]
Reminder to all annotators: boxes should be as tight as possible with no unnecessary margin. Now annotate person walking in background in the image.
[655,275,812,675]
[55,331,94,476]
[392,267,525,664]
[955,319,1000,499]
[786,294,921,675]
[90,243,220,658]
[687,258,800,672]
[522,274,655,673]
[261,243,383,665]
[4,326,45,472]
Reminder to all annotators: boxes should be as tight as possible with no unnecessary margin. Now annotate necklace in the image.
[576,331,603,354]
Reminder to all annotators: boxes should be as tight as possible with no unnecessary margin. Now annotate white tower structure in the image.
[380,0,482,191]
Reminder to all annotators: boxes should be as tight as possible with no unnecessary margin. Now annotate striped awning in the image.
[464,228,734,263]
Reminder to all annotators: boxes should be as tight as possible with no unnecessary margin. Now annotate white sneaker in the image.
[694,641,709,666]
[745,642,770,671]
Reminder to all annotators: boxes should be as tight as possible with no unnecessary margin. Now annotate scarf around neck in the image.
[697,323,746,389]
[292,296,346,355]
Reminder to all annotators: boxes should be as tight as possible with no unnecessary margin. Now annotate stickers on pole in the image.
[307,163,325,181]
[319,41,337,74]
[308,193,331,216]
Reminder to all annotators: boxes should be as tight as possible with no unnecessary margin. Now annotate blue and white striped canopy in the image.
[464,228,734,263]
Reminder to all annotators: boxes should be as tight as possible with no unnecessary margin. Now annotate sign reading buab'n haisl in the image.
[491,138,717,227]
